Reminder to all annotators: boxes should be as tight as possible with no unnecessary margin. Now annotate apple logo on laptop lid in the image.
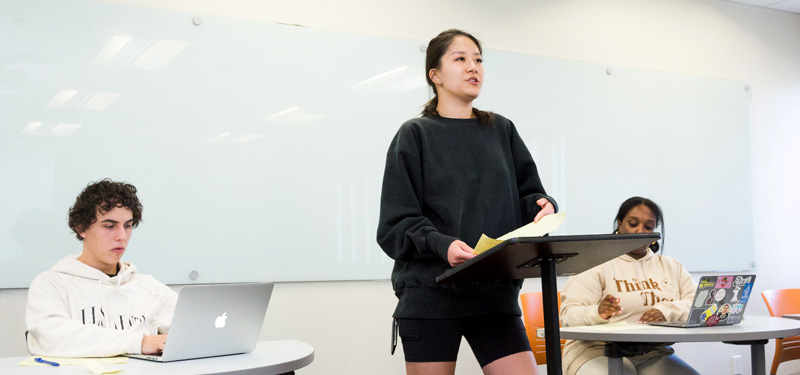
[215,312,227,328]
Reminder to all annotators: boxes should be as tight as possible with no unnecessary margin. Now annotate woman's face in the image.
[617,204,657,258]
[429,36,484,106]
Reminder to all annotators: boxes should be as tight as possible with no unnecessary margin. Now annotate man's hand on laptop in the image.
[638,308,666,324]
[142,334,168,354]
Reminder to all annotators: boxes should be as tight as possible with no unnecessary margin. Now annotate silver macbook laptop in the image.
[128,282,274,362]
[649,274,756,328]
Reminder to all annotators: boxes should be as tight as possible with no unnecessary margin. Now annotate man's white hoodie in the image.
[26,255,178,357]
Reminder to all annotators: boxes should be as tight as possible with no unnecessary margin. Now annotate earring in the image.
[614,229,619,234]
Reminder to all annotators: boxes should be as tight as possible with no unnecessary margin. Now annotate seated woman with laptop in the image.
[559,197,700,375]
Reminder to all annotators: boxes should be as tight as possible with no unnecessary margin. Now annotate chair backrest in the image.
[762,288,800,374]
[520,291,564,365]
[762,288,800,317]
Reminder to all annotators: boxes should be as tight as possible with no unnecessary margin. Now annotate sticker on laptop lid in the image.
[705,315,720,327]
[694,289,710,307]
[732,275,754,287]
[699,277,716,289]
[705,290,718,305]
[714,288,726,301]
[717,304,732,321]
[715,276,734,289]
[739,283,754,303]
[700,305,718,323]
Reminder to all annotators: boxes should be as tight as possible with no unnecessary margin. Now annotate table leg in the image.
[723,339,768,375]
[750,342,765,375]
[608,356,623,375]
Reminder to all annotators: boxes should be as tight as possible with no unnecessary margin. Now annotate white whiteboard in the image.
[0,0,754,288]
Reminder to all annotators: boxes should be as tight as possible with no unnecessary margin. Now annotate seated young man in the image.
[26,179,177,357]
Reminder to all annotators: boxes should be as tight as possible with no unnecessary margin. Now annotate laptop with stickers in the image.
[128,282,274,362]
[649,274,756,328]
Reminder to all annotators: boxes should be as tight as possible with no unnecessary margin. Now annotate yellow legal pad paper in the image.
[83,359,124,374]
[473,212,567,254]
[19,356,127,374]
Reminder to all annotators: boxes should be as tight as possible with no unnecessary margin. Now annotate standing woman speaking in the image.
[377,29,557,375]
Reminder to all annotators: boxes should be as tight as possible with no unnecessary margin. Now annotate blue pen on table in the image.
[34,357,60,366]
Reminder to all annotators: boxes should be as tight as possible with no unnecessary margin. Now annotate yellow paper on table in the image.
[473,212,567,254]
[19,356,127,374]
[83,359,123,374]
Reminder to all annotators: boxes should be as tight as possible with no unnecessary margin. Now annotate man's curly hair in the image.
[68,179,143,241]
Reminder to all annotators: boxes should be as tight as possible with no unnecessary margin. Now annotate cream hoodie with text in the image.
[26,255,178,357]
[559,249,695,375]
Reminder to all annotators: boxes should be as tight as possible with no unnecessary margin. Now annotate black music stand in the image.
[436,233,660,375]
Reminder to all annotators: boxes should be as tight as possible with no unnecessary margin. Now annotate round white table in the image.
[560,316,800,375]
[1,340,314,375]
[783,313,800,320]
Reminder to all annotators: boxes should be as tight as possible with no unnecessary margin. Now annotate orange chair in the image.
[520,292,564,365]
[762,289,800,375]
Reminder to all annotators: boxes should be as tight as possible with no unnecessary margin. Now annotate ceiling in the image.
[724,0,800,14]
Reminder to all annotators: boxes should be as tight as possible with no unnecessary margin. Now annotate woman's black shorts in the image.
[397,314,532,368]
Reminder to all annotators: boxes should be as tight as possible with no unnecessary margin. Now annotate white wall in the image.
[2,0,798,374]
